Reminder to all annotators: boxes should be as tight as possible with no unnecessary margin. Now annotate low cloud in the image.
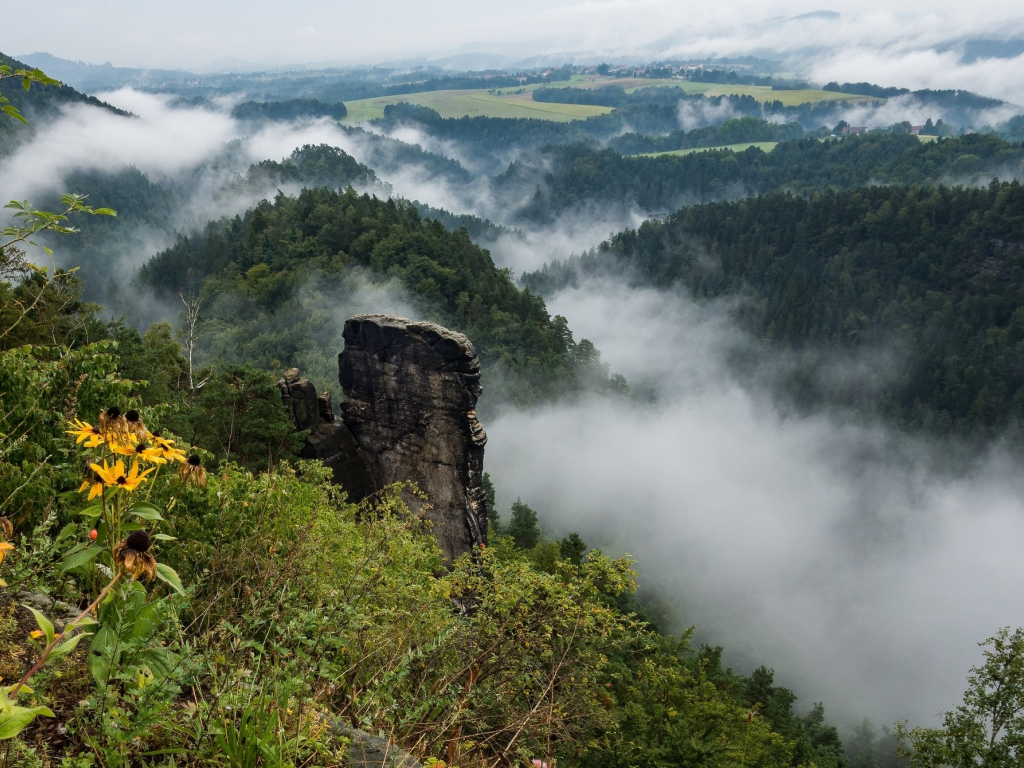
[485,278,1024,728]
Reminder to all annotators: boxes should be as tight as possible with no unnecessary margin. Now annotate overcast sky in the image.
[5,1,1024,74]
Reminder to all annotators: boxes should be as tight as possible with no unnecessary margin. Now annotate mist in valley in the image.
[485,277,1024,729]
[3,60,1024,743]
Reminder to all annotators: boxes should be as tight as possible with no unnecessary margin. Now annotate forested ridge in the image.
[504,132,1024,222]
[137,186,611,407]
[525,182,1024,435]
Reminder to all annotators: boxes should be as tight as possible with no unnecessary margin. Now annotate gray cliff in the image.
[338,314,488,562]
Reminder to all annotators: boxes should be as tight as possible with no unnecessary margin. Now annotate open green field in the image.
[633,142,780,158]
[340,74,883,123]
[342,88,612,123]
[543,76,883,107]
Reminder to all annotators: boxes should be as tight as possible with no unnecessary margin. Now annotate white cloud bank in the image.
[486,280,1024,728]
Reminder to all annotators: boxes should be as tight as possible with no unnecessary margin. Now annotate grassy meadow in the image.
[340,74,880,122]
[342,87,612,122]
[633,141,780,158]
[545,75,883,106]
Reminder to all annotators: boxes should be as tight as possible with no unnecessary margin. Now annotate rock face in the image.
[334,726,421,768]
[338,314,488,562]
[277,368,377,501]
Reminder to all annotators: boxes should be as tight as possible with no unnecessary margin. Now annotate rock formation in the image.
[277,368,377,501]
[338,314,488,562]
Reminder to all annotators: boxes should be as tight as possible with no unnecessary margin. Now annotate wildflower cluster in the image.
[0,408,200,742]
[66,406,202,582]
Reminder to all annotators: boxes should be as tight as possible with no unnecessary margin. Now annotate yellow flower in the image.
[0,542,13,566]
[110,439,166,464]
[78,469,104,501]
[90,459,154,492]
[150,433,186,463]
[66,419,104,448]
[29,630,43,640]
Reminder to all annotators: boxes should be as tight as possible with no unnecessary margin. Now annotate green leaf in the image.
[128,502,164,521]
[87,626,113,686]
[153,533,177,541]
[59,545,105,573]
[91,208,117,216]
[132,602,161,641]
[50,632,89,660]
[78,505,103,519]
[140,646,178,679]
[1,104,27,125]
[155,563,186,596]
[0,704,54,739]
[24,606,54,645]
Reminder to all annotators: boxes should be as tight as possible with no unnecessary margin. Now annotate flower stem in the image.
[10,572,121,697]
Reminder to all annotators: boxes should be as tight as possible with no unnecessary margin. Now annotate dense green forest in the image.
[524,182,1024,435]
[502,133,1024,222]
[609,116,806,155]
[135,186,616,408]
[0,53,128,154]
[230,98,348,122]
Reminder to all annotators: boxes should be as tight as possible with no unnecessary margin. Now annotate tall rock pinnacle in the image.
[338,314,488,562]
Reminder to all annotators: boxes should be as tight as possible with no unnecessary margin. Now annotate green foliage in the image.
[559,531,587,567]
[896,627,1024,767]
[610,116,805,155]
[508,133,1024,223]
[193,363,302,470]
[529,181,1024,436]
[506,498,540,549]
[230,98,348,121]
[0,342,133,527]
[138,186,595,408]
[482,471,498,532]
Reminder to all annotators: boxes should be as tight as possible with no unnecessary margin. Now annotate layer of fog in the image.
[485,278,1024,729]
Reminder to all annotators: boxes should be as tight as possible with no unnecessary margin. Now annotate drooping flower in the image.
[90,459,154,493]
[150,433,186,463]
[112,530,157,582]
[66,419,104,448]
[78,468,105,501]
[98,407,128,440]
[178,454,207,487]
[0,516,12,541]
[110,438,166,464]
[124,409,147,441]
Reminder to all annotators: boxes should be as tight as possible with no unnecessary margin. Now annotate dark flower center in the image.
[151,430,162,437]
[134,443,147,453]
[125,410,140,423]
[187,454,202,467]
[126,530,150,553]
[105,406,121,418]
[116,476,127,485]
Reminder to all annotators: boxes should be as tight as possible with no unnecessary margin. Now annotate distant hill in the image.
[0,52,131,154]
[15,51,192,92]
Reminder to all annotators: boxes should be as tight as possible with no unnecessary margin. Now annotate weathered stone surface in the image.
[335,726,421,768]
[279,372,321,431]
[339,314,488,562]
[278,370,377,500]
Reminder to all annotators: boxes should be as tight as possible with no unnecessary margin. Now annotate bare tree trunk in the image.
[179,291,204,403]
